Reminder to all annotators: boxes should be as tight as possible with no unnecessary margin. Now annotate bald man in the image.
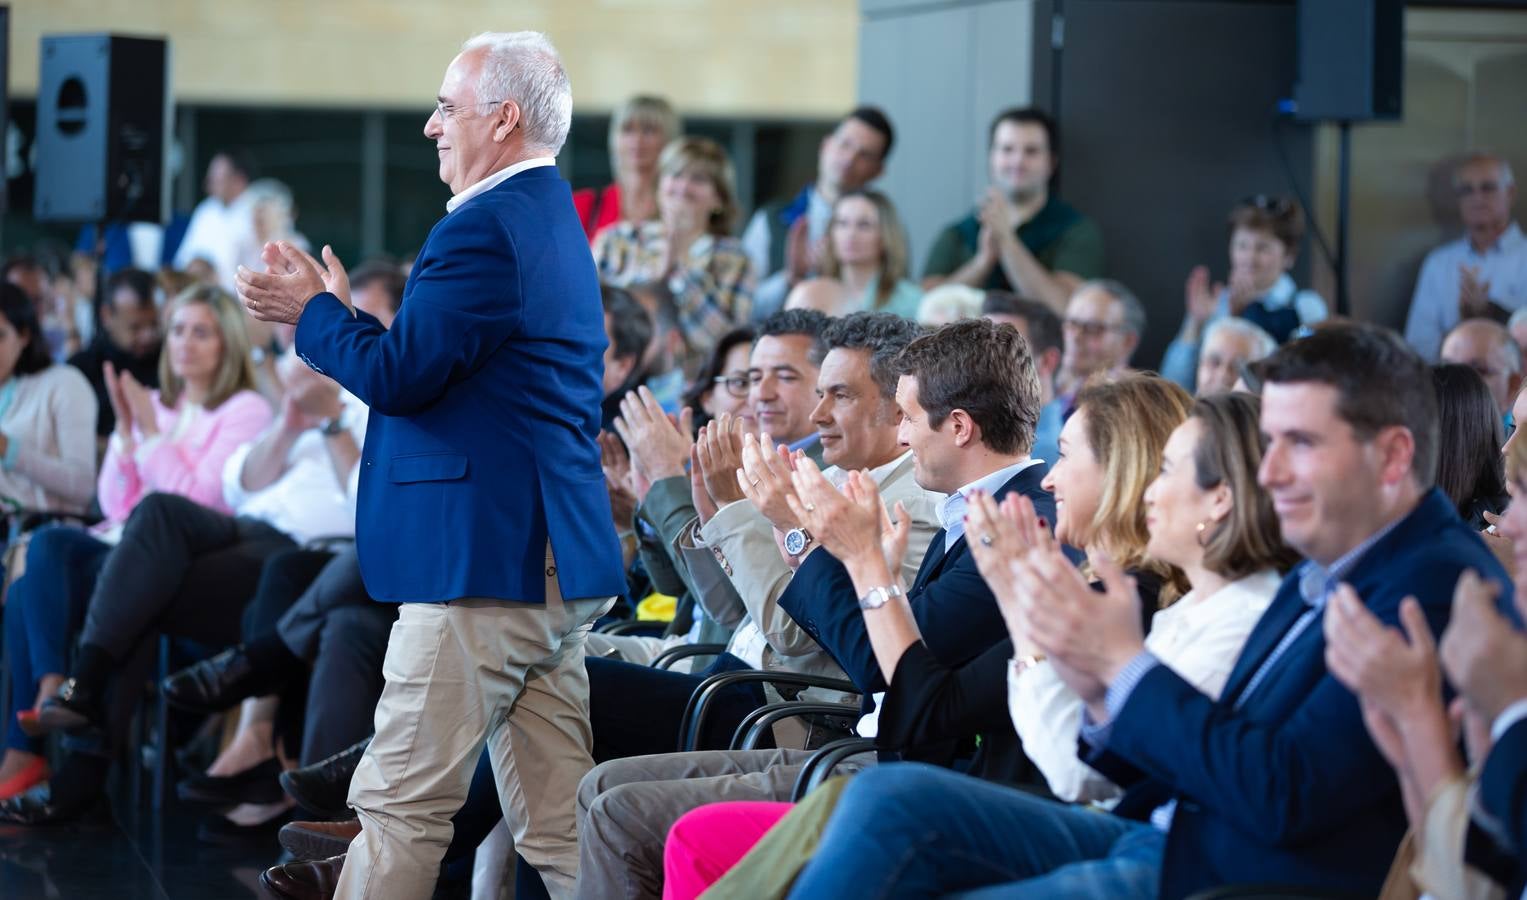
[1441,317,1523,414]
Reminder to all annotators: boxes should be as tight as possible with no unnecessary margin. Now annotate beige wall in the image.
[8,0,858,115]
[1311,8,1527,329]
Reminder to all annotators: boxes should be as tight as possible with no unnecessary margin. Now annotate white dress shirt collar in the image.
[446,157,556,213]
[939,457,1044,551]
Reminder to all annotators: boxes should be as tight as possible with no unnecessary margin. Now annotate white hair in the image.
[1203,316,1277,361]
[1509,306,1527,332]
[461,31,573,155]
[916,284,985,327]
[1454,152,1516,189]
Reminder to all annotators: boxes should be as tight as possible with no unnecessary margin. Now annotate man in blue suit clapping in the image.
[238,31,623,900]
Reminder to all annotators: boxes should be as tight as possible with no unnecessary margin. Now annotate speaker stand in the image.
[1334,119,1353,317]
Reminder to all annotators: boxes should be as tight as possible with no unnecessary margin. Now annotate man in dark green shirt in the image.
[922,107,1103,312]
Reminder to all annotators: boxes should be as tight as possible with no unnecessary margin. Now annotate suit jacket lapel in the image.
[910,530,949,595]
[1218,579,1308,705]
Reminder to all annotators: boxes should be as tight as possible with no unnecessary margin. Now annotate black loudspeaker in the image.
[35,34,169,223]
[1293,0,1403,122]
[0,6,9,216]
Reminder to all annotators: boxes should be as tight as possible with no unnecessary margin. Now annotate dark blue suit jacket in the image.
[1089,488,1510,899]
[295,166,625,604]
[778,462,1055,696]
[1481,715,1527,872]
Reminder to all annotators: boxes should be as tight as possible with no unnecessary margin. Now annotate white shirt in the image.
[173,192,257,292]
[220,392,368,545]
[446,157,556,213]
[1008,569,1280,803]
[1404,222,1527,362]
[939,458,1045,553]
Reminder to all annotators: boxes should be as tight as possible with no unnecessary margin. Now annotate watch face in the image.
[784,529,808,556]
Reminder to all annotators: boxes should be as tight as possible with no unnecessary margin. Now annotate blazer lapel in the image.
[1218,579,1308,706]
[910,530,948,595]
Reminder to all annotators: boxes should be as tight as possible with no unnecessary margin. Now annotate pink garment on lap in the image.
[662,800,794,900]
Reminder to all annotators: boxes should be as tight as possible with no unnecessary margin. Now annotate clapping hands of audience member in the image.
[736,433,802,531]
[695,412,748,514]
[109,363,159,438]
[597,433,639,529]
[1011,546,1145,718]
[238,241,352,325]
[1183,265,1224,328]
[1224,269,1259,316]
[784,216,824,286]
[1459,265,1496,320]
[1440,570,1527,725]
[279,365,342,433]
[612,386,694,499]
[1480,511,1516,580]
[785,460,909,582]
[966,491,1046,653]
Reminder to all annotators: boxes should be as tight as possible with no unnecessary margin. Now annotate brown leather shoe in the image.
[259,853,345,899]
[279,819,362,861]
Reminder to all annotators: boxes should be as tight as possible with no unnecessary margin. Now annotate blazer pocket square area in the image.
[388,452,470,483]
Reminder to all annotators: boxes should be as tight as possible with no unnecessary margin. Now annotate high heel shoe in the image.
[0,756,49,800]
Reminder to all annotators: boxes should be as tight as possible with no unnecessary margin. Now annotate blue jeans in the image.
[4,527,111,753]
[787,763,1165,900]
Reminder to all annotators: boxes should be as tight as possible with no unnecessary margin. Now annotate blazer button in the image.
[546,566,556,577]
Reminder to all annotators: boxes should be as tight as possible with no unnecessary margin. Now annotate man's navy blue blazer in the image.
[778,462,1054,696]
[1481,699,1527,877]
[1088,488,1512,899]
[295,165,626,604]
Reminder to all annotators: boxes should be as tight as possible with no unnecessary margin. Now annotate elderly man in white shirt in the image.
[1406,153,1527,362]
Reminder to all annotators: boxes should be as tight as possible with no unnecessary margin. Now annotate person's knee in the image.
[128,491,194,526]
[319,606,391,665]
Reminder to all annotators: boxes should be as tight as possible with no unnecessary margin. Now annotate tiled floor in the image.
[0,788,275,900]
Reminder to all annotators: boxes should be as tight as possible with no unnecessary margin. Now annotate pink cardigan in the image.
[97,388,274,523]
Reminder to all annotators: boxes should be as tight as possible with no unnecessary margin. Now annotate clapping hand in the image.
[785,459,907,579]
[103,361,134,440]
[598,432,639,529]
[1013,548,1145,712]
[1184,265,1223,326]
[967,491,1047,650]
[696,412,748,510]
[1440,570,1527,723]
[117,369,159,437]
[1323,585,1444,722]
[1459,265,1495,319]
[238,242,351,324]
[612,386,693,493]
[737,433,802,531]
[1225,269,1259,316]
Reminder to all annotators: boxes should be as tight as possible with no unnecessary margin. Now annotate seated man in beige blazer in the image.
[575,311,945,900]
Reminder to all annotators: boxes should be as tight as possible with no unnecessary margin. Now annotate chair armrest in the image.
[731,700,862,751]
[596,619,664,637]
[651,643,729,670]
[791,736,879,801]
[679,670,860,752]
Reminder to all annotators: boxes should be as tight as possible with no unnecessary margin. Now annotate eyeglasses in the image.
[712,374,750,398]
[1062,317,1124,338]
[434,99,509,119]
[1455,180,1503,198]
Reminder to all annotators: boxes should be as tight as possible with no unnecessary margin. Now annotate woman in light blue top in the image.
[818,189,923,319]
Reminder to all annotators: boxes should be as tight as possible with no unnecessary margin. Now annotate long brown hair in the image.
[158,285,257,410]
[819,189,911,310]
[1190,393,1301,579]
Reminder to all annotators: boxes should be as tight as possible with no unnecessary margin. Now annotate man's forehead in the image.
[1261,381,1339,422]
[751,334,814,365]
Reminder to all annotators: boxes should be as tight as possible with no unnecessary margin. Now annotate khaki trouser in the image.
[336,550,612,900]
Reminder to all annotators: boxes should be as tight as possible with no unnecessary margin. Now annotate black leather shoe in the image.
[0,785,110,826]
[279,819,361,860]
[260,853,345,899]
[33,679,103,734]
[196,807,292,846]
[178,758,287,806]
[279,737,369,818]
[162,645,280,714]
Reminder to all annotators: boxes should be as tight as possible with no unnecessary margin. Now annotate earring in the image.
[1195,520,1210,548]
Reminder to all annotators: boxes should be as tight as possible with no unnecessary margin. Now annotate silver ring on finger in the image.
[979,534,994,547]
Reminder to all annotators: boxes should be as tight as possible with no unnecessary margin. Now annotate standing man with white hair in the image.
[236,31,624,900]
[1405,152,1527,362]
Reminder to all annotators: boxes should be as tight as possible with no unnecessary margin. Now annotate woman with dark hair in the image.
[0,282,98,517]
[682,325,756,433]
[1432,363,1509,530]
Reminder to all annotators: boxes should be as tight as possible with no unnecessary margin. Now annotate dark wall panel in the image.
[1052,0,1315,367]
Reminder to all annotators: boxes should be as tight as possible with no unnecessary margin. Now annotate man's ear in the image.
[493,100,523,144]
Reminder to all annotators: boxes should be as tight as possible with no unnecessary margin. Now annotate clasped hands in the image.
[237,241,354,325]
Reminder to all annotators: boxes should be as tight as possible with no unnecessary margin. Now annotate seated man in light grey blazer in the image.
[576,312,944,900]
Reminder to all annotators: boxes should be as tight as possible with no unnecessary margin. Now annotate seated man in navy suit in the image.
[237,31,624,900]
[788,322,1509,899]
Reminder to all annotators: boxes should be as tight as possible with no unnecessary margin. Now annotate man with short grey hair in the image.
[1195,317,1276,396]
[1405,152,1527,361]
[239,31,622,900]
[1441,317,1523,415]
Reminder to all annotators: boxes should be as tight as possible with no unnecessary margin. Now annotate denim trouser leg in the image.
[3,527,111,754]
[786,763,1163,900]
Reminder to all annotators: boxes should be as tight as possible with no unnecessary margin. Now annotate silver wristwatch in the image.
[783,527,813,557]
[857,584,904,611]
